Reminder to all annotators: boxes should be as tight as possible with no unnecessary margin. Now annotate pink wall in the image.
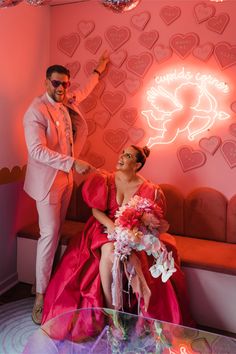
[0,3,50,291]
[50,0,236,198]
[0,3,50,168]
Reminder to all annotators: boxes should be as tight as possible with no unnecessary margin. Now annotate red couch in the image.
[17,183,236,276]
[162,184,236,276]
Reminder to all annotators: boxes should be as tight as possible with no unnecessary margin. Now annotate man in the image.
[23,52,109,324]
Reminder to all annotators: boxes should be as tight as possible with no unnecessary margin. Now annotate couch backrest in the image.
[160,184,235,244]
[66,182,92,222]
[227,195,236,243]
[66,182,236,244]
[159,184,184,235]
[184,187,227,242]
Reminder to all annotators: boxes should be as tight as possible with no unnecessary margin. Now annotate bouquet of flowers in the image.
[107,195,176,309]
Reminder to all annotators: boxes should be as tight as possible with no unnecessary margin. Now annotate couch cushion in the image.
[160,184,184,235]
[174,235,236,275]
[66,182,92,222]
[184,188,227,242]
[17,220,85,245]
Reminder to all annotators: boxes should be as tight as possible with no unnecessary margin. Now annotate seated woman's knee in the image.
[101,242,114,263]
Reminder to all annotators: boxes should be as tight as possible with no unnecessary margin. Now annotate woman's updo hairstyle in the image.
[131,145,150,171]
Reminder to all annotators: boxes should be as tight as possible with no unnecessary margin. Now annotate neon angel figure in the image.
[142,82,230,147]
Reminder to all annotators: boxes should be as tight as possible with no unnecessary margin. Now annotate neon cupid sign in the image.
[141,67,230,147]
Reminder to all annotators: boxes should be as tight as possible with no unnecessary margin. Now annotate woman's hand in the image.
[92,207,115,234]
[73,159,95,175]
[106,221,115,235]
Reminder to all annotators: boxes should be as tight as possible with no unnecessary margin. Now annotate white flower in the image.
[149,263,163,278]
[149,249,176,282]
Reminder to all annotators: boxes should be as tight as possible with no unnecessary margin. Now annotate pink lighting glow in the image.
[141,67,230,148]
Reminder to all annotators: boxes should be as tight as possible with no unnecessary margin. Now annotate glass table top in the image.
[23,307,236,353]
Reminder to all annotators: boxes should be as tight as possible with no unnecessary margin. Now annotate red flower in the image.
[118,208,143,229]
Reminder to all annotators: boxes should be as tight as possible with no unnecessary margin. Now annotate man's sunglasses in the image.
[49,79,70,89]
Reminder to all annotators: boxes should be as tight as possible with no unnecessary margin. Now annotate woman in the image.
[42,145,194,328]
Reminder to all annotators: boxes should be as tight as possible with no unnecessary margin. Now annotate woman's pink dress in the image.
[42,172,194,328]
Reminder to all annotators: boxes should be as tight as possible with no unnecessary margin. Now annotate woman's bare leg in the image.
[100,242,114,308]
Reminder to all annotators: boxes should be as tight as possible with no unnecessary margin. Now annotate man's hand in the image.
[95,50,110,74]
[74,159,95,175]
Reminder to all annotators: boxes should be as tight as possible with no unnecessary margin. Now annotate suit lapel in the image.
[41,93,62,136]
[40,93,89,157]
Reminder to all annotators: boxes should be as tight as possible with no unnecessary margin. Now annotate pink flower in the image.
[141,212,160,230]
[117,208,142,229]
[108,196,174,285]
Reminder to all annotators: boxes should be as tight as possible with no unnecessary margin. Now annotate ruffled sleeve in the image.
[139,181,167,215]
[154,185,167,216]
[82,172,108,211]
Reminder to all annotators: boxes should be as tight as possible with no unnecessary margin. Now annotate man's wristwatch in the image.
[93,69,101,76]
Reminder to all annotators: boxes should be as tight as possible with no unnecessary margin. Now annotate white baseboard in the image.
[183,266,236,334]
[0,272,18,295]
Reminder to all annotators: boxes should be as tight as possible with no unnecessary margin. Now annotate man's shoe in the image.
[32,303,43,325]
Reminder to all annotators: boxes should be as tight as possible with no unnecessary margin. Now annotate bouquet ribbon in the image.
[125,253,151,312]
[112,253,151,313]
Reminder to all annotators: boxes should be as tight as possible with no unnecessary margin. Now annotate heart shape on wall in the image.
[128,127,145,143]
[126,52,153,78]
[199,136,221,155]
[131,11,151,31]
[221,140,236,168]
[85,36,102,54]
[57,33,80,57]
[214,42,236,70]
[108,69,127,88]
[105,26,131,51]
[101,91,126,115]
[206,13,230,34]
[79,95,97,113]
[110,50,127,68]
[123,77,142,96]
[194,2,215,24]
[170,33,199,59]
[66,61,81,78]
[77,21,95,38]
[153,44,173,63]
[84,60,97,76]
[120,108,138,126]
[103,128,129,152]
[93,110,111,128]
[229,123,236,138]
[160,6,181,25]
[192,43,214,62]
[177,146,206,172]
[138,31,159,50]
